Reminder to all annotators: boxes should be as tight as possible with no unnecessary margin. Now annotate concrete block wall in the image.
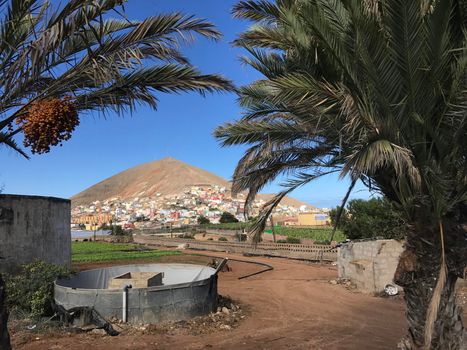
[0,194,71,272]
[338,239,404,294]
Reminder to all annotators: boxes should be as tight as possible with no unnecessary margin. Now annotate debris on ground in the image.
[208,259,232,272]
[106,295,245,337]
[54,305,119,336]
[10,296,245,345]
[329,278,355,289]
[384,284,399,296]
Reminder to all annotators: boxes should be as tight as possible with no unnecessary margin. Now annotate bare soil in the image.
[10,250,465,350]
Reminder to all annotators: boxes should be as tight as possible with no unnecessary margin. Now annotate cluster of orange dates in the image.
[16,97,79,154]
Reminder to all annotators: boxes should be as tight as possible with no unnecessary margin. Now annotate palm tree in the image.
[0,0,233,156]
[215,1,466,349]
[0,1,232,348]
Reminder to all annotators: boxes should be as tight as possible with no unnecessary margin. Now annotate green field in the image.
[72,242,180,263]
[264,227,346,243]
[200,223,346,243]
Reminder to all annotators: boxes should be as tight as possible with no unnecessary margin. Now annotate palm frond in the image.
[218,0,466,242]
[0,0,233,156]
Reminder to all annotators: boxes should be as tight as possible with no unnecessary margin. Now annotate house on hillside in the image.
[274,216,299,226]
[297,212,330,226]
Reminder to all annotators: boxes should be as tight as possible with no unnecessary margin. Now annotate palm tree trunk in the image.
[0,274,11,350]
[395,215,466,350]
[270,216,276,243]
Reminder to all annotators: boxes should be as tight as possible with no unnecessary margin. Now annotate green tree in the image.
[99,223,126,236]
[330,198,407,240]
[0,1,232,348]
[219,211,239,223]
[197,215,211,225]
[215,1,466,348]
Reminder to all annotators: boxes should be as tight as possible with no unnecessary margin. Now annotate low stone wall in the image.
[338,239,404,294]
[134,234,337,262]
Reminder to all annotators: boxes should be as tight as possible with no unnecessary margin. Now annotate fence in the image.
[133,234,337,262]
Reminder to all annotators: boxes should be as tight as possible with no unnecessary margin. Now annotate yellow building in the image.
[297,212,330,226]
[72,213,114,230]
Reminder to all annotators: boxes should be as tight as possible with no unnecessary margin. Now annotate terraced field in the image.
[71,242,180,263]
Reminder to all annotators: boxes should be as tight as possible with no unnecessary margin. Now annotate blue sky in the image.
[0,0,373,208]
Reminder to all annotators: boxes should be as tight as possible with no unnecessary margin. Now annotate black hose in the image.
[205,254,274,280]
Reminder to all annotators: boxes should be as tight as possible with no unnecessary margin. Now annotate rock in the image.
[111,324,124,332]
[90,328,107,336]
[221,307,230,315]
[329,279,338,285]
[219,324,231,330]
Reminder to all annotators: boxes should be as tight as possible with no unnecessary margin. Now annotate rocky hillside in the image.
[71,157,311,209]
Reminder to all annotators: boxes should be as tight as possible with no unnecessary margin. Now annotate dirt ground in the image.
[9,250,465,350]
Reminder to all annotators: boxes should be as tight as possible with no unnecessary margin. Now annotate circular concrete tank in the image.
[54,264,218,324]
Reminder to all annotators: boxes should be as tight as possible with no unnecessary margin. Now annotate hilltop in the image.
[71,157,312,209]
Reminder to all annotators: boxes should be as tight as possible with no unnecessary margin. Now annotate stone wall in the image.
[0,194,71,272]
[338,239,404,294]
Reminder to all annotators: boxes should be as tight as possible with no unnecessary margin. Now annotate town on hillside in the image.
[71,184,331,231]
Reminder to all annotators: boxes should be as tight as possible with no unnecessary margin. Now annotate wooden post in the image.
[0,274,11,350]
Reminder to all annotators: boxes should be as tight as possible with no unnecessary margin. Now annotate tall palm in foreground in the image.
[215,1,466,349]
[0,1,232,348]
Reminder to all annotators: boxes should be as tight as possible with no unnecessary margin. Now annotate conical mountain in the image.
[71,157,311,209]
[71,157,229,206]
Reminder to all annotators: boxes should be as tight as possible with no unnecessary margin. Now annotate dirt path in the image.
[12,251,408,350]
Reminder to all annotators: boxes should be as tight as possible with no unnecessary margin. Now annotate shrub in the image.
[218,237,228,242]
[286,237,301,244]
[6,261,71,317]
[219,212,239,223]
[207,238,214,241]
[235,233,247,242]
[197,215,210,225]
[276,239,287,243]
[330,198,408,240]
[99,223,128,236]
[202,222,250,230]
